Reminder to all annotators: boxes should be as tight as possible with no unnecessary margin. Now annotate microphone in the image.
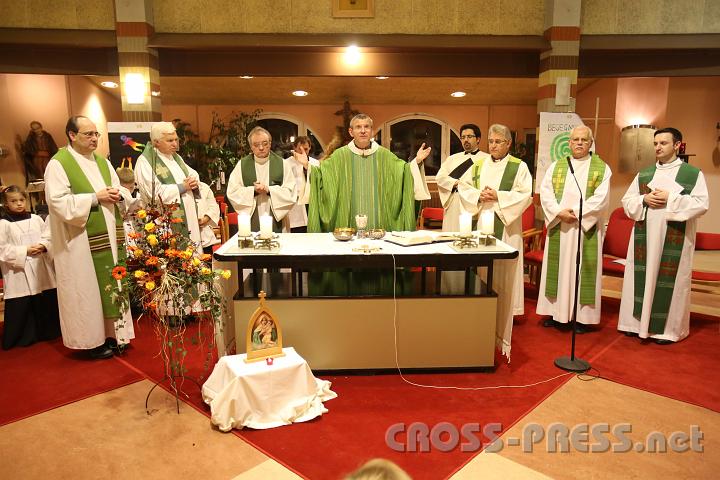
[566,156,575,174]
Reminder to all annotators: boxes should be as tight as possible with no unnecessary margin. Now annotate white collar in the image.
[491,153,509,163]
[68,145,94,161]
[348,140,379,157]
[254,154,270,165]
[571,154,590,163]
[657,157,681,169]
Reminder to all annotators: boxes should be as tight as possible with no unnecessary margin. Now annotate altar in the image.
[213,232,518,371]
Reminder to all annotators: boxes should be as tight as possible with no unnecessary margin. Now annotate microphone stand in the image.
[554,156,591,373]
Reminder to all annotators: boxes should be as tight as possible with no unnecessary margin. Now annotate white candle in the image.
[259,215,273,239]
[480,209,494,235]
[355,214,367,229]
[459,212,472,235]
[238,213,251,237]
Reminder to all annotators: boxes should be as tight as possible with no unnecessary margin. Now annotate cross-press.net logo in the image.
[385,422,704,454]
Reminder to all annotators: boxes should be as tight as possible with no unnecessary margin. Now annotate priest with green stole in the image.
[537,125,612,334]
[45,116,134,359]
[226,126,296,233]
[457,124,533,360]
[135,121,203,244]
[305,114,431,232]
[618,127,709,344]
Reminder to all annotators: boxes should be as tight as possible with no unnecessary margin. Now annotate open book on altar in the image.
[384,230,458,246]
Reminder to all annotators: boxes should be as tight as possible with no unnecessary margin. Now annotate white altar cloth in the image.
[201,347,337,431]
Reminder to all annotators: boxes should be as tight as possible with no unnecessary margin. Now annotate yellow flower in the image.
[147,234,158,246]
[221,270,231,280]
[136,209,147,219]
[134,270,146,278]
[192,257,201,266]
[180,250,192,260]
[200,267,211,276]
[133,249,144,258]
[144,222,155,232]
[145,281,156,290]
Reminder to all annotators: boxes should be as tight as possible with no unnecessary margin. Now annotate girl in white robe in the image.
[0,186,60,349]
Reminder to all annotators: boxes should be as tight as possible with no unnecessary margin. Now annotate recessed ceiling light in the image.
[343,45,362,65]
[450,91,467,98]
[100,81,118,88]
[239,76,254,79]
[292,90,308,97]
[151,90,161,97]
[375,76,389,80]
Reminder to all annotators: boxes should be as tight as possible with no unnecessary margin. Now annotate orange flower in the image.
[112,266,127,280]
[171,217,184,224]
[200,254,212,262]
[145,256,159,266]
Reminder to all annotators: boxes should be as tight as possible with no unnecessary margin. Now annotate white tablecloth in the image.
[201,347,337,431]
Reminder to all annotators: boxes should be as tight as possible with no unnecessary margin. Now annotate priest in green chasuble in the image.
[457,124,533,359]
[537,125,612,333]
[306,114,431,232]
[226,126,296,233]
[617,127,709,344]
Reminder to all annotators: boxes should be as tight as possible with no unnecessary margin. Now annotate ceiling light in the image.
[239,76,254,79]
[375,76,389,80]
[343,45,361,65]
[151,90,161,97]
[292,90,308,97]
[100,81,118,88]
[450,91,467,98]
[124,73,146,104]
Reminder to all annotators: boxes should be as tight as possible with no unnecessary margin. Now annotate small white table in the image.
[201,347,337,432]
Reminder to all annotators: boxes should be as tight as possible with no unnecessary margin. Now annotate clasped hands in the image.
[254,181,270,194]
[96,187,121,204]
[26,244,47,256]
[479,186,498,203]
[644,189,669,209]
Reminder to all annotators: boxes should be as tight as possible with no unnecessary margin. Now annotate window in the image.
[376,114,461,177]
[257,113,325,159]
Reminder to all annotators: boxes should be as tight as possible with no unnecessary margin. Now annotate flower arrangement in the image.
[109,202,230,384]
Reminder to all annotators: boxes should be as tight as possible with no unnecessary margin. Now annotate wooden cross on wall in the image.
[335,100,360,132]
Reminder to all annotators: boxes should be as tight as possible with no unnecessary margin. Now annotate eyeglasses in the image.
[252,141,270,148]
[488,139,507,145]
[78,131,102,138]
[570,138,590,144]
[460,135,476,140]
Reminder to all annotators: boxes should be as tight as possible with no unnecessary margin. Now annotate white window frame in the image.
[257,112,326,150]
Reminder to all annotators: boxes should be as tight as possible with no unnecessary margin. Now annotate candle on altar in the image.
[480,209,494,235]
[459,212,472,235]
[238,214,251,237]
[259,215,273,239]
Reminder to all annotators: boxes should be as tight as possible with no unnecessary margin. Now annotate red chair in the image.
[601,207,635,277]
[695,232,720,250]
[524,224,546,287]
[418,207,444,230]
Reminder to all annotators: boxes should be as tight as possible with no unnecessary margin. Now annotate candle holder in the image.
[355,214,368,239]
[452,233,479,249]
[252,232,280,251]
[479,233,496,246]
[237,235,254,249]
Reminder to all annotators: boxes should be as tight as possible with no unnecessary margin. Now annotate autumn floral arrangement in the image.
[109,202,230,382]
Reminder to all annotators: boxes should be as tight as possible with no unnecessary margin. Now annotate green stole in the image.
[633,161,700,333]
[238,152,285,233]
[471,155,522,239]
[54,147,127,320]
[141,144,198,236]
[544,154,607,305]
[307,145,416,232]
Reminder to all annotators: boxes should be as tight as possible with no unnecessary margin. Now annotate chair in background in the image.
[417,207,444,230]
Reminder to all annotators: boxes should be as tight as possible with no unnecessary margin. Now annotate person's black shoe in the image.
[89,344,114,359]
[654,338,674,345]
[105,337,118,349]
[542,318,558,328]
[574,323,591,334]
[623,331,638,337]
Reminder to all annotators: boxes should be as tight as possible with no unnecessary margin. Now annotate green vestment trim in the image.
[471,155,522,239]
[238,152,285,233]
[307,145,416,232]
[54,147,127,320]
[544,154,606,305]
[633,162,700,333]
[141,144,199,237]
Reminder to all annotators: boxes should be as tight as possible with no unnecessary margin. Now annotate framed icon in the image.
[245,291,285,362]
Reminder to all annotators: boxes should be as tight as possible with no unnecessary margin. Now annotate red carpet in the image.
[3,289,718,479]
[0,330,144,426]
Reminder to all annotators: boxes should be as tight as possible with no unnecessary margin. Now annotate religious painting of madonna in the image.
[245,291,285,362]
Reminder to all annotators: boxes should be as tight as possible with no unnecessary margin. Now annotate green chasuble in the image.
[307,145,417,232]
[633,162,700,334]
[54,147,127,320]
[544,154,607,305]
